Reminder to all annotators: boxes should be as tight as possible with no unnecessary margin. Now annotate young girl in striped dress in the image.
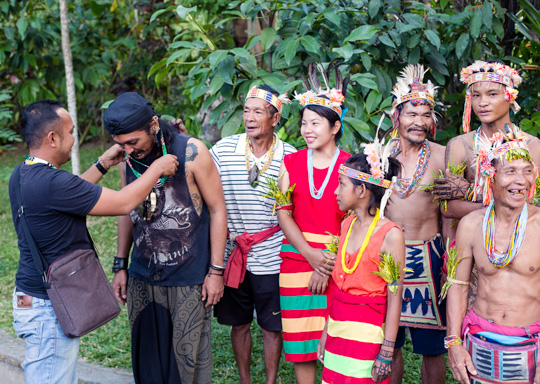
[318,151,405,384]
[277,65,350,383]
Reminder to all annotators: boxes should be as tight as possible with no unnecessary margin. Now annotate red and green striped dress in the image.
[322,215,399,384]
[279,148,350,363]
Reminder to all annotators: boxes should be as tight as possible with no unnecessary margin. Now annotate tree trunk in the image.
[59,0,80,175]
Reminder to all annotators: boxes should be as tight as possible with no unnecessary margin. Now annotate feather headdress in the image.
[390,64,438,138]
[473,124,537,206]
[295,61,349,119]
[246,87,290,114]
[461,61,522,133]
[339,115,396,218]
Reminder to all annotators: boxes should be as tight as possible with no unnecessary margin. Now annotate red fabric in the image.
[223,225,281,288]
[322,289,389,384]
[462,308,540,337]
[333,216,401,296]
[280,149,351,262]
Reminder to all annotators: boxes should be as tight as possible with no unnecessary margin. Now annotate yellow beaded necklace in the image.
[341,208,380,274]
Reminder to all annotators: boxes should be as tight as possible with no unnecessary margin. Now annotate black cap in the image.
[103,92,155,135]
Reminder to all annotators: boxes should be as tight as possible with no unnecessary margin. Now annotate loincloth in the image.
[463,309,540,384]
[400,234,446,330]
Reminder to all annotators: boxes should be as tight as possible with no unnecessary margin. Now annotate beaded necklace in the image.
[245,135,276,187]
[307,148,340,199]
[389,139,430,198]
[25,156,56,169]
[125,131,168,187]
[341,209,380,274]
[482,200,527,268]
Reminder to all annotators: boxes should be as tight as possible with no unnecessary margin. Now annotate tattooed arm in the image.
[434,136,484,219]
[186,138,227,307]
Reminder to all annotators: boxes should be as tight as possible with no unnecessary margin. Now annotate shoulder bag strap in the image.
[12,163,51,289]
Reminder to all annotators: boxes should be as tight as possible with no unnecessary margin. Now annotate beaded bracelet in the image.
[463,184,474,201]
[376,355,392,365]
[444,335,462,349]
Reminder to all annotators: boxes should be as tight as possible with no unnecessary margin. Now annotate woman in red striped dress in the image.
[277,81,350,383]
[318,152,405,383]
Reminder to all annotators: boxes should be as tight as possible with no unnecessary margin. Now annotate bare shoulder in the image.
[459,208,484,232]
[386,224,405,243]
[527,204,540,227]
[428,140,446,168]
[186,137,211,163]
[448,133,474,149]
[524,132,540,148]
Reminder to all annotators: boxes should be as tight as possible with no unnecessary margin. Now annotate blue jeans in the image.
[12,290,80,384]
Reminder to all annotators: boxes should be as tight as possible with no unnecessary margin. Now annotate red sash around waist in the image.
[223,225,281,288]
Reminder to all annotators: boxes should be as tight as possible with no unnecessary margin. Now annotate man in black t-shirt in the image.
[10,100,177,383]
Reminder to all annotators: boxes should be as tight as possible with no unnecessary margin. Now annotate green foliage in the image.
[510,0,540,137]
[152,0,510,151]
[0,90,21,150]
[0,0,186,142]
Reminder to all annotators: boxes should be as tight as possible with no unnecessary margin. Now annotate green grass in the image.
[0,144,457,383]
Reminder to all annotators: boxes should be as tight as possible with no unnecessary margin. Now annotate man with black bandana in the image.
[104,92,227,384]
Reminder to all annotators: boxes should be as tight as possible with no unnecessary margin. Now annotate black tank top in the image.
[125,133,210,286]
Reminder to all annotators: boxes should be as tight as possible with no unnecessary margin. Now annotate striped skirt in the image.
[280,257,333,362]
[322,289,388,384]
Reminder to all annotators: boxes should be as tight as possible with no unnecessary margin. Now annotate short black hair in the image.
[300,95,343,142]
[256,84,280,116]
[21,100,64,149]
[343,153,401,215]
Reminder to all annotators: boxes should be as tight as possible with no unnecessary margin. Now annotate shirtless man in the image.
[434,60,540,223]
[447,132,540,384]
[384,65,447,384]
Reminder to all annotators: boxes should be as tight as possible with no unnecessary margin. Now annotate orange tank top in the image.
[332,215,400,296]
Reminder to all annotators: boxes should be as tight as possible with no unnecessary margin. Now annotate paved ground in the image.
[0,329,134,383]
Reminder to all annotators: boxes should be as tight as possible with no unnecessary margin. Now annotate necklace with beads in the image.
[341,209,380,274]
[125,130,168,188]
[307,148,340,199]
[245,135,275,187]
[482,201,527,268]
[389,139,430,198]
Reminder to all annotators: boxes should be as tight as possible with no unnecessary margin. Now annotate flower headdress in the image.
[294,62,349,124]
[390,64,437,138]
[246,87,290,114]
[460,60,523,133]
[338,116,397,218]
[473,124,537,206]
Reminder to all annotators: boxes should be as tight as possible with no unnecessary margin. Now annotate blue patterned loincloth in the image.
[400,233,446,329]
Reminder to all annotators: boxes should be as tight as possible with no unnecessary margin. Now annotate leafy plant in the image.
[151,0,510,151]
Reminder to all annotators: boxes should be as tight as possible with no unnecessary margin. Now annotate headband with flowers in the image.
[294,89,344,118]
[473,124,537,206]
[294,62,349,127]
[338,116,396,218]
[460,61,523,133]
[246,87,290,114]
[390,64,438,138]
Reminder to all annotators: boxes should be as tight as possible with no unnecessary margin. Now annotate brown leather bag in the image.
[45,249,121,337]
[13,164,120,337]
